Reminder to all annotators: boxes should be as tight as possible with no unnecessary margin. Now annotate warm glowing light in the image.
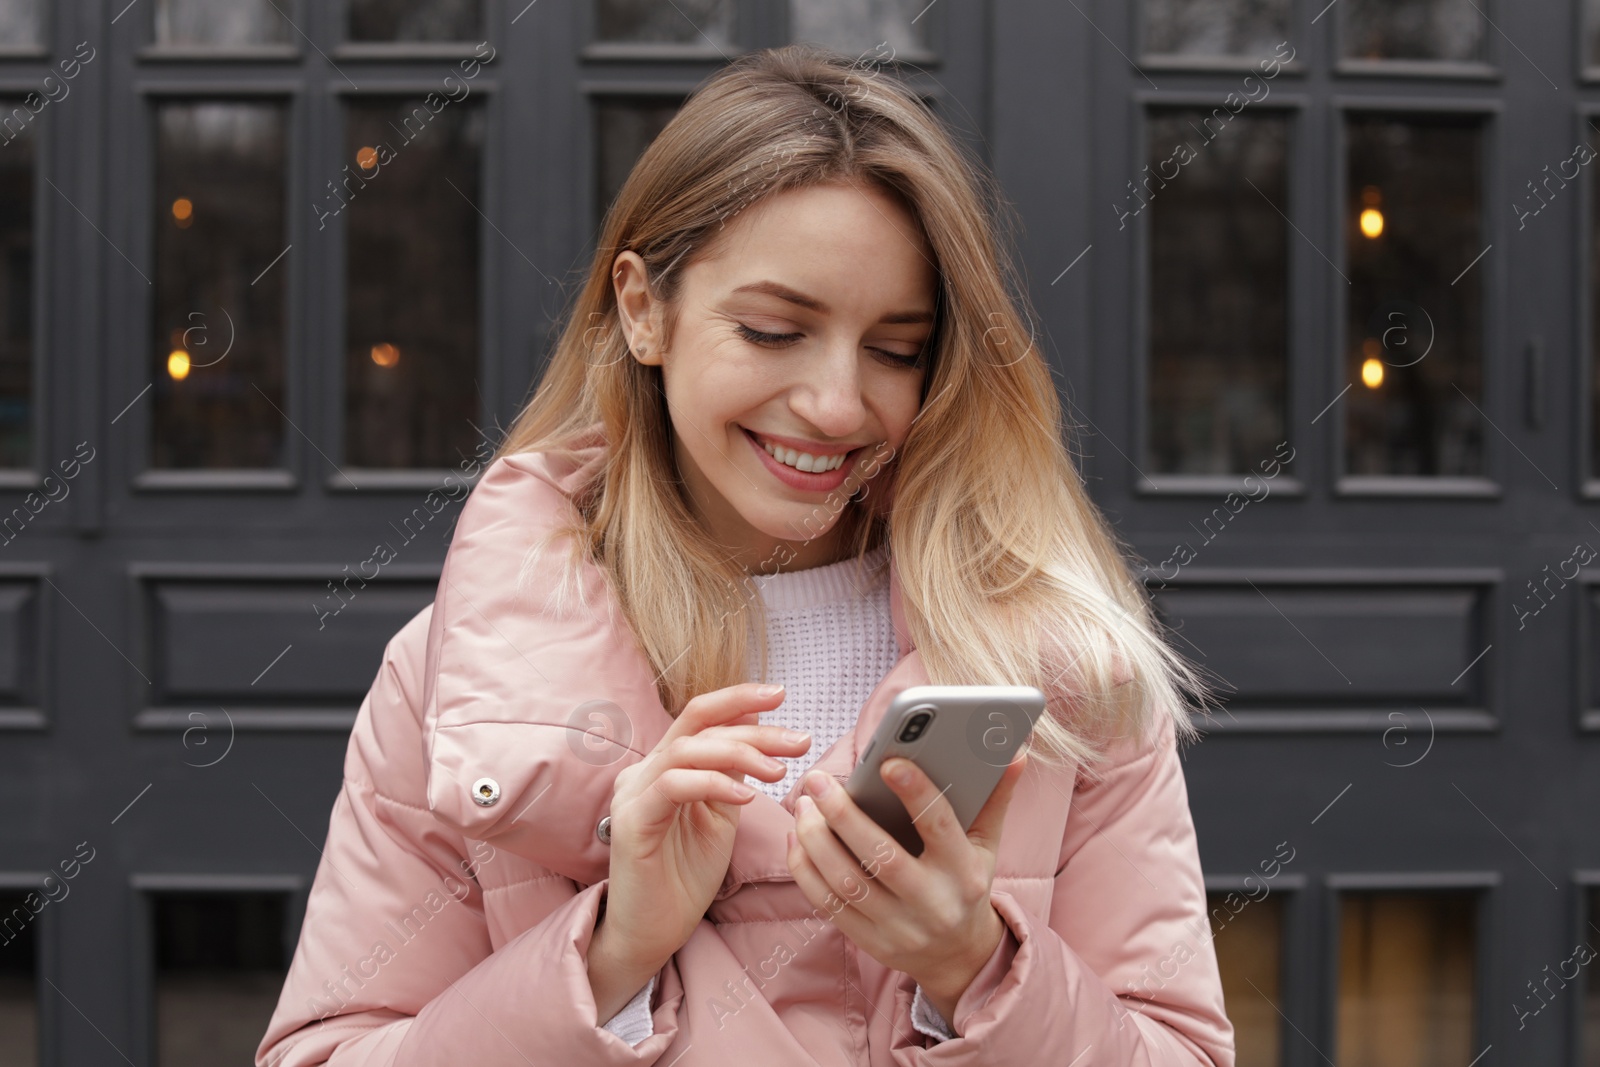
[1361,357,1384,389]
[370,342,400,367]
[1359,208,1384,239]
[171,197,194,229]
[356,146,379,171]
[168,350,191,380]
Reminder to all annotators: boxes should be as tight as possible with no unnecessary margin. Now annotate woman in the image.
[257,43,1234,1067]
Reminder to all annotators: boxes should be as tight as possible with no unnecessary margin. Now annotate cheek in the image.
[878,374,926,440]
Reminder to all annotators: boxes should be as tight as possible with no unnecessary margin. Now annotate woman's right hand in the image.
[598,682,812,970]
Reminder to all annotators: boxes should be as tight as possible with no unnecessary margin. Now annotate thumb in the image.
[966,748,1027,854]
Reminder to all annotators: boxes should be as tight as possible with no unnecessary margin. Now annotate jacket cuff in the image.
[601,975,657,1047]
[909,984,956,1042]
[948,903,1021,1030]
[394,878,682,1065]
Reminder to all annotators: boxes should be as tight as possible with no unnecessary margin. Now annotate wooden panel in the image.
[1149,571,1493,724]
[133,567,436,724]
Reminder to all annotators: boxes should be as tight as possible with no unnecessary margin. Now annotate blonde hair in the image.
[491,43,1215,773]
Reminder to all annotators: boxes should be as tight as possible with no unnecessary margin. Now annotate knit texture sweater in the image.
[600,543,960,1045]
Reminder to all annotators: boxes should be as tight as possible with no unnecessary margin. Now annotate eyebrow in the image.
[729,280,935,325]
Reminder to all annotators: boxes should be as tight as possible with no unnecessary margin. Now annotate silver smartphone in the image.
[844,685,1046,858]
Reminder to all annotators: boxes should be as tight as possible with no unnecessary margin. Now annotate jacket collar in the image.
[424,421,925,898]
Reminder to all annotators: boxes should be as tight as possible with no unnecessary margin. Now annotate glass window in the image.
[0,101,33,469]
[1146,108,1289,476]
[153,0,291,47]
[1207,890,1283,1067]
[595,98,683,230]
[789,0,928,57]
[1142,0,1291,60]
[342,98,483,468]
[1586,119,1600,480]
[598,0,732,45]
[1337,890,1476,1067]
[152,102,288,470]
[347,0,483,42]
[0,1,40,48]
[1584,887,1600,1065]
[0,891,39,1067]
[153,892,287,1067]
[1587,889,1600,1067]
[1343,113,1484,478]
[1588,0,1600,70]
[1341,0,1485,63]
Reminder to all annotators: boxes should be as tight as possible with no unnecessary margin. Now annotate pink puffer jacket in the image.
[256,428,1235,1067]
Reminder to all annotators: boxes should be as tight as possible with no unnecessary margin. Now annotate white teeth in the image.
[759,436,845,473]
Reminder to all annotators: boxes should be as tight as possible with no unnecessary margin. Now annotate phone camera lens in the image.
[897,708,934,743]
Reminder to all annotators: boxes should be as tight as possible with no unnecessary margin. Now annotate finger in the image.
[791,795,894,922]
[667,683,786,745]
[642,767,757,816]
[655,734,791,784]
[795,772,913,897]
[786,819,877,932]
[878,757,965,860]
[699,723,814,760]
[964,749,1027,855]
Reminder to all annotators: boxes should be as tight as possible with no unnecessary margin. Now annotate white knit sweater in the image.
[600,543,959,1045]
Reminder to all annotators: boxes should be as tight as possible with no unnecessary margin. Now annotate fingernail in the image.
[806,773,835,798]
[784,729,811,744]
[758,684,784,698]
[887,760,912,786]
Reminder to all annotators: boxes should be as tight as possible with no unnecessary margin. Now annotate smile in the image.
[757,437,847,472]
[739,427,866,491]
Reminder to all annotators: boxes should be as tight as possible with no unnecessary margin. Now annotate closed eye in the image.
[736,322,926,369]
[735,323,802,346]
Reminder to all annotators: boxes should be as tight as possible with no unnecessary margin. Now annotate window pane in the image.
[1147,109,1288,475]
[343,99,483,468]
[1587,121,1600,480]
[790,0,929,56]
[595,98,682,231]
[1585,887,1600,1064]
[154,0,291,47]
[599,0,732,45]
[1207,890,1283,1067]
[347,0,482,42]
[152,102,288,470]
[1341,0,1485,63]
[154,893,287,1067]
[0,891,39,1067]
[0,102,34,468]
[0,1,40,48]
[1343,114,1484,477]
[1143,0,1290,59]
[1337,891,1476,1067]
[1589,0,1600,69]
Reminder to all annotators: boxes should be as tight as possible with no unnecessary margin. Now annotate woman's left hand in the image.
[785,750,1028,1026]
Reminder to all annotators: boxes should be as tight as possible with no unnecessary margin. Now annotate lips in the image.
[739,426,863,491]
[743,426,859,456]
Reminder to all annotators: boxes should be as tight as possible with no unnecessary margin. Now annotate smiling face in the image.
[612,179,938,573]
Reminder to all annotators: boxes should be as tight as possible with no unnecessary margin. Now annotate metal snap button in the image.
[471,778,500,806]
[596,815,612,844]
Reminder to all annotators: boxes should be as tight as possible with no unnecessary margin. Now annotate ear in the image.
[611,250,665,366]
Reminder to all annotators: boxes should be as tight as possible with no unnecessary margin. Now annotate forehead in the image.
[686,181,938,314]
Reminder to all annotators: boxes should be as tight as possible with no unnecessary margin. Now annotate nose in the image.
[788,339,869,440]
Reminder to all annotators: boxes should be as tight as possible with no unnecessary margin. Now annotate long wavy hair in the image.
[490,43,1215,772]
